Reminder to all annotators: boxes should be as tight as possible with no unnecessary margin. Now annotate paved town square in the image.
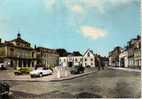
[0,0,141,98]
[1,68,140,98]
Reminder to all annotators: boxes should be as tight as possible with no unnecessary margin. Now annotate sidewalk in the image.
[49,70,96,82]
[107,66,141,73]
[0,68,96,82]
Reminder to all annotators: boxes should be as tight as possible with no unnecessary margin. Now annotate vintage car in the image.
[14,67,32,75]
[30,67,53,78]
[70,65,85,74]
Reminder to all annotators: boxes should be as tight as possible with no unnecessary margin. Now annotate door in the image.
[68,62,73,67]
[120,58,125,67]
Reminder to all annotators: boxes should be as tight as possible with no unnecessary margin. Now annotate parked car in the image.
[86,65,91,68]
[70,65,85,74]
[30,67,53,78]
[0,63,6,70]
[0,82,10,96]
[14,67,32,75]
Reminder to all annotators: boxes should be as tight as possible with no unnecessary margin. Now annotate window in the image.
[85,63,87,66]
[75,58,77,62]
[91,63,93,65]
[64,59,66,62]
[139,60,141,66]
[87,52,90,57]
[32,52,34,58]
[85,58,87,61]
[10,48,14,56]
[91,58,93,61]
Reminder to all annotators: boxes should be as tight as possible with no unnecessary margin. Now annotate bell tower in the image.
[17,32,21,39]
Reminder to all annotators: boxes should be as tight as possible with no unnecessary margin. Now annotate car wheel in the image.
[39,73,43,77]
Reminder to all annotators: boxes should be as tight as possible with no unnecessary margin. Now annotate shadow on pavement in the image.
[10,91,103,98]
[75,92,103,98]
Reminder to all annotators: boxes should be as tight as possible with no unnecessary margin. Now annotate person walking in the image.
[95,56,101,71]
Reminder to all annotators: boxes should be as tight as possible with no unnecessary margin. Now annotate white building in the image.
[59,57,68,67]
[59,54,82,67]
[73,56,82,66]
[59,49,96,67]
[82,49,95,67]
[109,57,112,66]
[119,50,128,67]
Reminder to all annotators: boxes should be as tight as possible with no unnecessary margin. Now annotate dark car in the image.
[0,63,7,70]
[14,67,32,75]
[0,82,10,97]
[70,65,85,74]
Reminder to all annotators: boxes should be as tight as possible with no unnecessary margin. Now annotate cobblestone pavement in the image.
[1,68,141,98]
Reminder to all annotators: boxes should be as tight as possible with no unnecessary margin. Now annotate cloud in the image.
[80,26,107,40]
[64,0,136,14]
[42,0,135,14]
[42,0,56,9]
[70,4,83,13]
[64,0,84,14]
[82,0,136,13]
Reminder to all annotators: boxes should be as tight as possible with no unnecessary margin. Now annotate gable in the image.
[8,38,31,48]
[83,49,94,57]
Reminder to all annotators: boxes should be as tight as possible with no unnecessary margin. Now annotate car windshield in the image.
[36,67,43,70]
[36,67,48,70]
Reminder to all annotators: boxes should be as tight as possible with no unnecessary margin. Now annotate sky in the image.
[0,0,140,56]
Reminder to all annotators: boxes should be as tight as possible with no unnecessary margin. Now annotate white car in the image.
[30,67,53,77]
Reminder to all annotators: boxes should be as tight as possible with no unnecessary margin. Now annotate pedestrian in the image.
[101,63,105,70]
[95,57,101,71]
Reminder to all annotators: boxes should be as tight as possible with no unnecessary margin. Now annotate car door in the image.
[42,68,48,75]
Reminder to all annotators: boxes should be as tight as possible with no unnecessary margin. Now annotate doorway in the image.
[68,62,73,67]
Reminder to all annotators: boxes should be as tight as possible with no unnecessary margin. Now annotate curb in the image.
[49,71,96,82]
[107,67,141,73]
[1,71,96,82]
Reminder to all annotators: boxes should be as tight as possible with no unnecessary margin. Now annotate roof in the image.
[0,42,5,47]
[10,37,30,45]
[72,51,82,56]
[36,47,57,54]
[83,49,94,56]
[5,43,33,50]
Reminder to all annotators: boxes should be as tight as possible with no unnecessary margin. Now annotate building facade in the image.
[36,47,59,67]
[119,49,128,67]
[59,57,68,67]
[0,33,36,69]
[0,33,60,69]
[59,54,82,67]
[127,35,141,69]
[100,56,109,67]
[82,49,95,67]
[59,49,96,67]
[109,46,123,67]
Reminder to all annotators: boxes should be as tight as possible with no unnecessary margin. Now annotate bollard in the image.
[57,70,61,78]
[65,70,68,77]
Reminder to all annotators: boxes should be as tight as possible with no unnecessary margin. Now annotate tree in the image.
[72,51,82,56]
[56,49,68,57]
